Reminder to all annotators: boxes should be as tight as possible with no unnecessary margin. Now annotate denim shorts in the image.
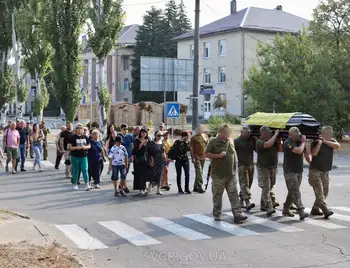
[112,165,126,181]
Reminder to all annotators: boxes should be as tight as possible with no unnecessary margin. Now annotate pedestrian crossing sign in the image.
[166,102,180,118]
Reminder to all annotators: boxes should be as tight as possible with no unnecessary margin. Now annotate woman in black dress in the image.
[133,128,151,196]
[147,130,166,195]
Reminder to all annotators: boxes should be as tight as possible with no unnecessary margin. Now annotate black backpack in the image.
[168,140,180,160]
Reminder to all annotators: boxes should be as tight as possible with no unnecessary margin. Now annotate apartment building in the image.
[173,1,308,118]
[81,24,138,105]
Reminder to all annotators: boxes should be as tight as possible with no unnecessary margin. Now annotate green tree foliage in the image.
[88,0,124,130]
[44,0,89,122]
[0,66,16,111]
[243,31,350,132]
[131,2,192,103]
[16,0,52,119]
[33,80,49,116]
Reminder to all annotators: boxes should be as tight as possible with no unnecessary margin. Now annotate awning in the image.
[244,112,296,129]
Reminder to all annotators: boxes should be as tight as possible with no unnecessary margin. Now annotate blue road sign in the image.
[166,102,180,118]
[200,89,215,95]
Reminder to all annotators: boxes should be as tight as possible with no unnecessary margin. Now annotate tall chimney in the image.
[231,0,237,14]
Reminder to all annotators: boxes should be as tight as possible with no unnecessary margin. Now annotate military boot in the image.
[234,214,248,223]
[282,208,295,217]
[271,196,280,208]
[266,207,276,216]
[240,198,246,208]
[298,209,309,221]
[246,201,255,211]
[320,206,334,219]
[310,207,324,216]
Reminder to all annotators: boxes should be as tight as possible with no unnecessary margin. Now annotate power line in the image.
[200,0,220,16]
[122,0,168,7]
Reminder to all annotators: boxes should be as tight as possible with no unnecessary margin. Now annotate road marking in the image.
[55,224,108,250]
[98,221,161,246]
[224,212,304,233]
[306,207,350,223]
[332,207,350,213]
[273,211,347,230]
[143,217,211,240]
[41,160,55,167]
[184,214,258,236]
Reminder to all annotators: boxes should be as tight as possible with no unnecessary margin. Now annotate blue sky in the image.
[122,0,320,27]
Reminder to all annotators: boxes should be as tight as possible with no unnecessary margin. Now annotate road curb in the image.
[0,209,30,220]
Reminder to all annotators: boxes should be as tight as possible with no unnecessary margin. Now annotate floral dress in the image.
[149,141,165,184]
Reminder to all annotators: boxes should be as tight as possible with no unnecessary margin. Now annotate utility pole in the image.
[192,0,200,131]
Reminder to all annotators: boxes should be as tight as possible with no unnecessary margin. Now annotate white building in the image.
[173,1,308,119]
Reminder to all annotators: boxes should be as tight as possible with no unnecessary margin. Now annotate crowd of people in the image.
[2,118,340,225]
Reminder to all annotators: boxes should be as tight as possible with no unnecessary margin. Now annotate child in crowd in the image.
[108,136,129,196]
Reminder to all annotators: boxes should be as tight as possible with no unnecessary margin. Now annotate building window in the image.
[123,78,129,90]
[218,40,226,56]
[204,69,211,84]
[123,56,129,70]
[218,67,226,83]
[204,42,211,58]
[190,44,194,59]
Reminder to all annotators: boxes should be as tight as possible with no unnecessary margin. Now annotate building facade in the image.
[174,1,308,118]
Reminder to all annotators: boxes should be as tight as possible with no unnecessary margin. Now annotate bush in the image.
[224,114,241,124]
[208,114,241,133]
[128,126,134,133]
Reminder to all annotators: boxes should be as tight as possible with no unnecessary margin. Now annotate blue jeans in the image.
[112,165,126,181]
[33,145,42,168]
[19,144,26,170]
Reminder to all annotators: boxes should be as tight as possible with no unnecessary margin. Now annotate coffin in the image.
[244,112,320,139]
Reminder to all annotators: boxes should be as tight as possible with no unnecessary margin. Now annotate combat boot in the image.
[246,201,255,211]
[234,214,248,223]
[271,196,280,208]
[282,208,295,217]
[298,209,309,221]
[240,198,246,208]
[266,208,276,216]
[310,207,324,216]
[320,206,334,219]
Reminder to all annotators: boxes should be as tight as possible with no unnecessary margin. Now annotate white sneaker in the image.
[33,166,36,171]
[95,184,100,189]
[85,184,91,191]
[72,185,79,190]
[147,183,152,193]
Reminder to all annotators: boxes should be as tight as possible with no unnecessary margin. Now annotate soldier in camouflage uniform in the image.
[205,124,247,224]
[309,126,340,218]
[256,126,282,216]
[40,120,49,160]
[234,125,255,211]
[190,125,208,193]
[26,122,34,158]
[282,127,309,220]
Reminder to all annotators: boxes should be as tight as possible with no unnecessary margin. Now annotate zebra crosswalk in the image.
[55,207,350,251]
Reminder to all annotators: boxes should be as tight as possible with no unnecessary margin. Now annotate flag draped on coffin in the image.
[244,112,321,139]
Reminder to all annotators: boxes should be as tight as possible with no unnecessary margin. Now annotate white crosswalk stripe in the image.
[55,224,108,250]
[98,220,162,246]
[55,207,350,251]
[3,160,55,169]
[184,214,259,236]
[224,212,304,233]
[142,217,211,240]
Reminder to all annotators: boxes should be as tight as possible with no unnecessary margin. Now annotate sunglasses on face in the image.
[76,127,82,129]
[122,128,127,131]
[156,135,163,137]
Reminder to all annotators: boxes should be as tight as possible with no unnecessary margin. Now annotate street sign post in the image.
[166,102,180,119]
[200,89,215,95]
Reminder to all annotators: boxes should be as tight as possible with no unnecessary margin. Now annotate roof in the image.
[173,7,309,41]
[118,24,139,45]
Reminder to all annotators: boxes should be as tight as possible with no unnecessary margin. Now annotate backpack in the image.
[168,140,180,160]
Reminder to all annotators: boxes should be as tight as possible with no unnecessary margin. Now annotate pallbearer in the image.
[309,126,340,218]
[282,127,309,220]
[234,125,255,211]
[256,126,282,216]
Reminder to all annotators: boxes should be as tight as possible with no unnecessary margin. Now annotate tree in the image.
[44,0,89,122]
[243,31,350,132]
[309,0,350,91]
[213,94,227,110]
[88,0,124,134]
[175,0,192,36]
[16,0,52,122]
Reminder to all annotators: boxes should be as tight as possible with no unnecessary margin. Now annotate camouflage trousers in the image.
[212,174,242,218]
[43,142,48,160]
[257,167,277,211]
[193,159,205,189]
[238,165,254,202]
[308,169,330,210]
[283,172,304,210]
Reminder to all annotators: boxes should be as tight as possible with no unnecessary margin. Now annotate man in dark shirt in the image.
[282,127,309,220]
[256,126,282,216]
[15,120,29,172]
[234,125,256,211]
[60,121,74,178]
[309,126,340,218]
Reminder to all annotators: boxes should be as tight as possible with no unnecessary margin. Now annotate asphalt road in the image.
[1,145,350,268]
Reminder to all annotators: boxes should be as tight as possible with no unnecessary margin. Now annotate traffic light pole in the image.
[192,0,200,131]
